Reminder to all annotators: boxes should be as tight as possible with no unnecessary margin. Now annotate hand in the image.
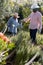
[38,23,40,29]
[21,18,27,22]
[23,18,27,22]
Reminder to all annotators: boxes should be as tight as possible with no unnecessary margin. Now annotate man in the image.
[23,4,42,44]
[7,12,20,35]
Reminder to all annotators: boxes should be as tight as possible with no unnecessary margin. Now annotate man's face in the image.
[33,8,38,13]
[14,16,17,19]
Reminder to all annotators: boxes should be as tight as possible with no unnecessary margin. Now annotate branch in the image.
[0,49,9,57]
[25,52,39,65]
[5,49,16,60]
[3,25,8,34]
[1,24,7,34]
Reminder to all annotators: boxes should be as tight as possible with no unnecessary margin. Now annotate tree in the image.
[0,0,4,19]
[0,0,15,31]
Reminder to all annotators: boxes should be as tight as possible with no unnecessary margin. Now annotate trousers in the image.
[30,29,37,42]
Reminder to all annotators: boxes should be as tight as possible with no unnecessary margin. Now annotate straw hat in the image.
[14,12,20,18]
[31,4,39,9]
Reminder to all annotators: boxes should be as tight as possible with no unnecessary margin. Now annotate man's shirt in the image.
[7,17,19,33]
[29,11,42,29]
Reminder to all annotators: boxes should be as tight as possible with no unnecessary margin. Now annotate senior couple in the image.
[7,4,42,44]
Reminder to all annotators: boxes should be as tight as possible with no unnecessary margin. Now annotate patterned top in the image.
[29,11,42,29]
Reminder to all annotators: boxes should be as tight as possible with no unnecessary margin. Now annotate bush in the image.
[36,33,43,45]
[22,7,31,18]
[41,6,43,15]
[32,62,41,65]
[22,22,30,31]
[0,38,15,65]
[0,20,5,31]
[11,31,41,65]
[18,6,31,20]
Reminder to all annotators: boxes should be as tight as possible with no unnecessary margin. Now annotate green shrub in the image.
[0,38,15,65]
[22,22,30,31]
[32,62,41,65]
[18,6,31,20]
[11,31,41,65]
[22,7,31,18]
[41,6,43,15]
[0,38,15,51]
[0,20,5,31]
[36,33,43,45]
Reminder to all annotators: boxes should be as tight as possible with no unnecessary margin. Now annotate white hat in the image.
[31,4,39,9]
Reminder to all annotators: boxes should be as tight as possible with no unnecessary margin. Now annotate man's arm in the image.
[38,13,42,30]
[23,17,30,22]
[21,16,31,23]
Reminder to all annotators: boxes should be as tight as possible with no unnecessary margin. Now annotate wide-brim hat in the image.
[14,12,20,18]
[31,4,39,9]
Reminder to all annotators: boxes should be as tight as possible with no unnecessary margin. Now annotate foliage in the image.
[18,6,31,20]
[0,0,14,32]
[0,0,4,18]
[22,7,31,18]
[0,38,15,51]
[0,1,43,65]
[18,6,24,20]
[0,0,15,17]
[0,30,43,65]
[36,33,43,45]
[0,20,5,31]
[0,38,15,65]
[32,62,41,65]
[0,0,19,24]
[41,6,43,15]
[11,31,41,65]
[11,31,30,45]
[22,22,30,31]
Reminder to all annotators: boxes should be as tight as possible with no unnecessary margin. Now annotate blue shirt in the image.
[7,17,19,33]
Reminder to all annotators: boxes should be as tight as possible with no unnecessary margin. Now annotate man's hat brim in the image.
[31,4,39,9]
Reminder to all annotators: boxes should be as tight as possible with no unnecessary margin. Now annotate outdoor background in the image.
[0,0,43,65]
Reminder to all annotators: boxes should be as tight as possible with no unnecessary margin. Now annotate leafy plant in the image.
[11,31,41,65]
[36,33,43,45]
[0,38,15,65]
[32,62,41,65]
